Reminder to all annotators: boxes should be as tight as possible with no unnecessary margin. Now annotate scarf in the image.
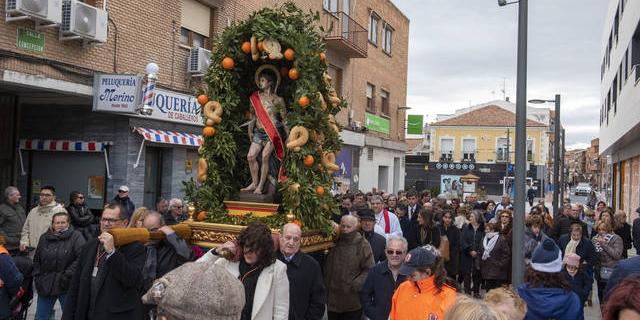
[564,239,579,256]
[143,244,159,291]
[593,233,614,252]
[482,232,499,260]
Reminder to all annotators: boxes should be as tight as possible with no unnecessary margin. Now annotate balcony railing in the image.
[322,12,368,58]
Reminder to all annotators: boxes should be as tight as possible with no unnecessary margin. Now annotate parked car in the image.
[575,183,592,196]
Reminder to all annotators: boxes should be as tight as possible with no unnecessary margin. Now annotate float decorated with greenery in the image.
[183,3,345,238]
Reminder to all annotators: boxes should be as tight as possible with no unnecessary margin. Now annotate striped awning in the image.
[19,139,106,152]
[134,127,202,147]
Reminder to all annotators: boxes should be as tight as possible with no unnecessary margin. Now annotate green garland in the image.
[183,3,344,233]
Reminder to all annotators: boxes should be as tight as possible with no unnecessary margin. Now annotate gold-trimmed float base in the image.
[186,221,335,252]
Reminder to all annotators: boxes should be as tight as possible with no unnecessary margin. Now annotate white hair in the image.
[169,198,183,208]
[386,235,408,251]
[4,186,19,199]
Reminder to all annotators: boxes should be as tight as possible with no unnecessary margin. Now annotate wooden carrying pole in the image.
[108,224,192,247]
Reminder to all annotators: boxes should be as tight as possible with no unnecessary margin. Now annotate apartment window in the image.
[382,24,393,54]
[440,138,454,162]
[527,139,534,162]
[462,138,476,162]
[613,77,618,114]
[614,12,619,43]
[328,64,343,96]
[323,0,338,12]
[366,83,375,112]
[380,90,389,115]
[496,137,509,162]
[181,0,212,48]
[368,11,380,45]
[624,49,629,81]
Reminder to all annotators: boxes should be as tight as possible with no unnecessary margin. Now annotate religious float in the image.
[180,3,344,252]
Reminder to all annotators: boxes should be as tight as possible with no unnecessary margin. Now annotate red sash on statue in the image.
[383,208,391,234]
[249,91,286,181]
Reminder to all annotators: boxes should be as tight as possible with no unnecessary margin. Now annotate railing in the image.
[323,11,368,58]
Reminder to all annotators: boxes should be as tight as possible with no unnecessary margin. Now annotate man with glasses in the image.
[112,185,135,219]
[277,223,326,320]
[0,186,26,253]
[63,202,145,320]
[164,198,186,225]
[20,185,67,253]
[360,235,408,320]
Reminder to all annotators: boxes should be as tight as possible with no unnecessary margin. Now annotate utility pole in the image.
[553,95,561,217]
[560,128,566,204]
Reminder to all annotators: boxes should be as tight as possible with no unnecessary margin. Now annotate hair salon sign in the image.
[92,74,142,114]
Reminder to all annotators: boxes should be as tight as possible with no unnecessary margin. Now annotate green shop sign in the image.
[365,113,390,134]
[407,114,424,135]
[16,27,44,53]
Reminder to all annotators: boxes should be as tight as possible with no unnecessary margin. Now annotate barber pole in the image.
[142,73,157,107]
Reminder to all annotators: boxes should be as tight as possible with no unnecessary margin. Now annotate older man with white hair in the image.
[164,198,186,225]
[0,186,26,252]
[360,235,408,320]
[277,223,326,320]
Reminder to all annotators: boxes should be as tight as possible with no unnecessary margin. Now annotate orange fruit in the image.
[280,67,289,78]
[288,68,299,80]
[284,48,295,61]
[203,126,216,137]
[197,94,208,106]
[221,57,234,70]
[257,41,264,52]
[197,211,207,221]
[241,42,251,54]
[316,186,325,196]
[293,219,302,227]
[298,95,310,108]
[303,155,314,167]
[319,52,326,61]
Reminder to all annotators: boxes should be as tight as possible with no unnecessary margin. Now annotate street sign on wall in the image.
[365,113,390,134]
[407,114,424,134]
[92,74,142,114]
[16,28,44,53]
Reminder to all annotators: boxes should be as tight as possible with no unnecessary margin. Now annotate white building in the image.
[599,0,640,217]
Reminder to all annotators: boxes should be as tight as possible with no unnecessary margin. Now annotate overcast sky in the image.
[391,0,607,150]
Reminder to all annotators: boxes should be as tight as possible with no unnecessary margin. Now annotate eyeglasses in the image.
[39,193,53,197]
[101,217,123,224]
[386,250,404,255]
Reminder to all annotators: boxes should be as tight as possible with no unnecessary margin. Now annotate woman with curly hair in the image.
[199,222,289,319]
[517,239,583,319]
[603,275,640,320]
[389,245,456,320]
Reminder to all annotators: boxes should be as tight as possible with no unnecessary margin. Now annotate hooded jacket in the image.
[33,227,86,296]
[389,276,456,320]
[517,284,583,320]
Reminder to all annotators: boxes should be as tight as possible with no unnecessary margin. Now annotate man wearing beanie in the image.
[517,239,583,319]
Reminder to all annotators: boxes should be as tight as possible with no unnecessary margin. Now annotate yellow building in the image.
[404,102,550,196]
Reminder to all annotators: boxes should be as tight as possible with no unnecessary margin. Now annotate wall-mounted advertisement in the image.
[440,174,463,199]
[92,74,142,114]
[333,147,353,194]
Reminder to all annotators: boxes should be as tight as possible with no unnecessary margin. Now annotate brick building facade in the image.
[0,0,409,209]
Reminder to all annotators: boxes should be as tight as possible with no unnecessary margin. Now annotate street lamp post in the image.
[499,0,527,288]
[529,95,561,217]
[397,106,411,140]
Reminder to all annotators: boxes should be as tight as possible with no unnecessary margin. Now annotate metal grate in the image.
[367,147,374,161]
[61,0,72,32]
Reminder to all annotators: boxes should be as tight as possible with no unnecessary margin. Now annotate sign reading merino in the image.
[92,74,142,114]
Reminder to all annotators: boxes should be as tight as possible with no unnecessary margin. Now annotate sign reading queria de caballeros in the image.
[150,89,201,126]
[92,74,142,114]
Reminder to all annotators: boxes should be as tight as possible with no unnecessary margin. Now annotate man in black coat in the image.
[62,203,145,320]
[406,190,422,224]
[551,204,588,241]
[112,186,135,219]
[277,223,326,320]
[360,235,407,320]
[359,209,387,263]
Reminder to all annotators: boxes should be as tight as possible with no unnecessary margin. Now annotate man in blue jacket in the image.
[359,235,407,320]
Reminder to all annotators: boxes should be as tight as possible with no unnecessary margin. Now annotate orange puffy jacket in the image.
[389,276,457,320]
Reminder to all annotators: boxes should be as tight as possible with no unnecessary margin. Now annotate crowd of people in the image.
[0,184,639,319]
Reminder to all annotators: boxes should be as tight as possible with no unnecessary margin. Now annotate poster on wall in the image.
[440,174,463,199]
[88,176,105,199]
[333,147,353,194]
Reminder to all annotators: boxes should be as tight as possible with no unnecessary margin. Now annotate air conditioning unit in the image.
[6,0,62,24]
[60,0,108,42]
[188,47,212,74]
